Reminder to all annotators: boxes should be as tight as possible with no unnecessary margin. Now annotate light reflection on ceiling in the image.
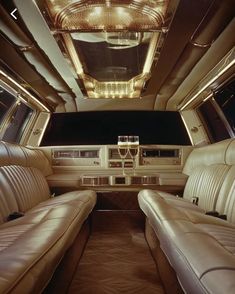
[44,0,169,98]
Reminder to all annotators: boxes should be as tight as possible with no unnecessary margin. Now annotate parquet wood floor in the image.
[68,211,164,293]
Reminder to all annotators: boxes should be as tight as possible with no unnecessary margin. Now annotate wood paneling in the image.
[95,191,140,210]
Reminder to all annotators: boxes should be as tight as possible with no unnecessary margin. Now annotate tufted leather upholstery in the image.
[0,141,52,176]
[182,138,231,175]
[0,166,50,217]
[0,141,96,293]
[143,139,235,216]
[138,138,235,293]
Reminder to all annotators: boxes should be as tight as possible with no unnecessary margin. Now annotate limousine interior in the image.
[0,0,235,293]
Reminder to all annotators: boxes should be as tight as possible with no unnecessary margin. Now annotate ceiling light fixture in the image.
[44,0,169,98]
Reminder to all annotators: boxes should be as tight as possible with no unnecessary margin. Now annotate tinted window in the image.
[0,86,16,125]
[197,99,230,143]
[3,102,33,143]
[41,111,191,146]
[214,78,235,133]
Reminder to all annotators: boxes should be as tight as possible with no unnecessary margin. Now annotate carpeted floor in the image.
[68,211,165,293]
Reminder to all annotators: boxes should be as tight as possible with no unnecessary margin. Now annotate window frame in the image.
[0,81,38,145]
[197,96,234,143]
[210,97,234,137]
[212,77,235,136]
[0,81,18,136]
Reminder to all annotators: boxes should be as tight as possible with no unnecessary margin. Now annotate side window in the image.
[0,86,16,125]
[197,99,230,143]
[0,85,34,144]
[197,78,235,143]
[2,102,34,143]
[214,78,235,133]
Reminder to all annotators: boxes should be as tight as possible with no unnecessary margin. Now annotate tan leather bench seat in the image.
[0,142,97,293]
[160,216,235,294]
[138,139,235,293]
[139,197,235,293]
[0,194,96,294]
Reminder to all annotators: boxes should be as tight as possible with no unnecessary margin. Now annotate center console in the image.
[47,144,191,194]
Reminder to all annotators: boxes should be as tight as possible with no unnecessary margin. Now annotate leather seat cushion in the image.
[0,190,96,294]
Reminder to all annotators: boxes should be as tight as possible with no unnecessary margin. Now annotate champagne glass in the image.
[118,136,129,175]
[128,136,139,175]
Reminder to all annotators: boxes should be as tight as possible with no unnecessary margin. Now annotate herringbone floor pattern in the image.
[68,230,164,293]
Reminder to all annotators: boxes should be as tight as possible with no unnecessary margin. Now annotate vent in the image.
[141,149,179,158]
[131,176,159,185]
[81,176,109,186]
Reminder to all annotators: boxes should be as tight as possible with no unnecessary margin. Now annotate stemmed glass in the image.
[117,135,129,175]
[128,136,139,175]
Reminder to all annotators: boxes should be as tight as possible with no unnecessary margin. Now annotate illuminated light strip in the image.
[202,92,213,102]
[63,34,84,75]
[17,95,28,105]
[0,70,50,112]
[63,31,160,99]
[54,1,166,31]
[143,32,159,73]
[180,51,235,111]
[180,111,194,145]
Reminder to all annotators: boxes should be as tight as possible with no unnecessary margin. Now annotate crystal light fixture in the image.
[44,0,169,98]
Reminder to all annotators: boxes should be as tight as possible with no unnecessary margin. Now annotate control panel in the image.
[52,148,101,166]
[51,145,184,168]
[140,147,181,166]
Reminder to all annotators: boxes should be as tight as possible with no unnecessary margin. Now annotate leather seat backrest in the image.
[0,142,10,166]
[0,166,50,213]
[223,180,235,223]
[0,141,52,176]
[215,140,235,223]
[182,139,235,212]
[183,164,230,211]
[22,147,52,176]
[183,138,232,176]
[3,142,27,166]
[0,181,19,224]
[225,139,235,165]
[215,166,235,217]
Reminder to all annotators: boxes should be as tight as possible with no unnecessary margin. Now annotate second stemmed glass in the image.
[118,135,129,175]
[128,136,139,175]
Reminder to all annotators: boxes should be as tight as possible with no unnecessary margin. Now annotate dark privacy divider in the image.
[41,110,191,146]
